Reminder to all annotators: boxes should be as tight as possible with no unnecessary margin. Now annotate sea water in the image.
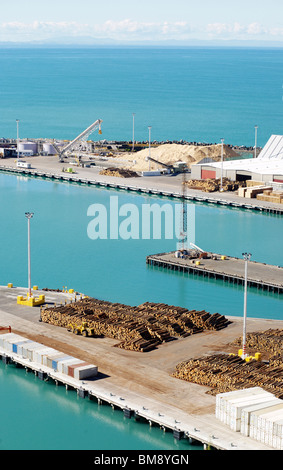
[0,174,283,452]
[0,47,283,146]
[0,46,283,450]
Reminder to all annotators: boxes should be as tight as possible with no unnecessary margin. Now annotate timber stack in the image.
[40,297,231,352]
[172,328,283,398]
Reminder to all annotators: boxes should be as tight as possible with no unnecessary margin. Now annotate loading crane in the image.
[54,119,103,162]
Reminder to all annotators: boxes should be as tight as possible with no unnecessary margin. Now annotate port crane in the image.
[54,119,103,162]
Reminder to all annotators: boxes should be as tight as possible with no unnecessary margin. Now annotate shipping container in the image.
[67,361,89,378]
[33,347,55,365]
[240,399,282,436]
[42,349,59,367]
[73,364,98,380]
[56,356,76,374]
[61,358,82,375]
[1,334,26,351]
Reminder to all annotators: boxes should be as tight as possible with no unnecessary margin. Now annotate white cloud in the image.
[0,19,282,43]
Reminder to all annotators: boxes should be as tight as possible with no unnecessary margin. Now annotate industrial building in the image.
[191,135,283,183]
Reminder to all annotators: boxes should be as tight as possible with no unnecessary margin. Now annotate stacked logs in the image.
[172,329,283,398]
[99,167,139,178]
[40,297,231,352]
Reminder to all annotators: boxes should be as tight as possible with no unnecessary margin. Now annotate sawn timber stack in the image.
[40,297,231,352]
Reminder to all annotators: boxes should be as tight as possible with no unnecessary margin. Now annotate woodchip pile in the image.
[172,329,283,398]
[40,297,231,352]
[99,167,139,178]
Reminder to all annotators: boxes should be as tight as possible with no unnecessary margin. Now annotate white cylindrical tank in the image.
[18,142,37,154]
[43,143,57,155]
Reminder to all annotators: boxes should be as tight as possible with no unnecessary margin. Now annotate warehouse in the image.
[191,135,283,183]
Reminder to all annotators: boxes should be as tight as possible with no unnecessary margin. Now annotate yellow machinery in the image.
[68,321,95,337]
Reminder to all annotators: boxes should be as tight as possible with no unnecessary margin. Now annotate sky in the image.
[1,0,283,44]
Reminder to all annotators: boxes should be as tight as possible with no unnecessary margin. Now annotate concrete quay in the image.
[0,285,282,450]
[0,156,283,215]
[147,251,283,293]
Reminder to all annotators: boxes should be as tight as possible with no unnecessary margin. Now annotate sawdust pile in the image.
[123,143,239,172]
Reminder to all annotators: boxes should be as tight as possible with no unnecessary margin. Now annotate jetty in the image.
[1,163,283,215]
[1,285,283,450]
[146,251,283,294]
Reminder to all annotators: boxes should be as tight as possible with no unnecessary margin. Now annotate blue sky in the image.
[1,0,283,44]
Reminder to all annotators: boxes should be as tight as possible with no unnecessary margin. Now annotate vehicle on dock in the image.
[67,321,95,337]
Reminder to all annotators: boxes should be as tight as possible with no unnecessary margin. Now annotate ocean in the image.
[0,46,283,451]
[0,47,283,146]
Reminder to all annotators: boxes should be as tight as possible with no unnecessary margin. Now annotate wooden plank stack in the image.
[40,297,231,352]
[172,329,283,398]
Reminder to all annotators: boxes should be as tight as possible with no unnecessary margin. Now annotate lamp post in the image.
[132,113,136,152]
[16,119,20,159]
[148,126,152,171]
[220,138,224,191]
[254,125,258,159]
[25,212,34,298]
[242,252,251,359]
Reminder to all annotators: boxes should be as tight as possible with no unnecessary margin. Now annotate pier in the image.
[0,285,282,450]
[0,338,272,450]
[146,251,283,294]
[1,163,283,215]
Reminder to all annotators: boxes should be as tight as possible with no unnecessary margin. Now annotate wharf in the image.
[146,251,283,294]
[1,162,283,215]
[0,285,282,450]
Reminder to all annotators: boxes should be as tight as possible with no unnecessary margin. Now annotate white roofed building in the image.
[191,135,283,183]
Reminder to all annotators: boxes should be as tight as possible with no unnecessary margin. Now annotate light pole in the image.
[254,125,258,159]
[242,252,251,359]
[25,212,34,298]
[220,138,224,191]
[16,119,20,159]
[148,126,152,171]
[132,113,136,152]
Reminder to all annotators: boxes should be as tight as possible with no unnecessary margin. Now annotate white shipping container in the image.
[57,356,77,374]
[17,340,33,356]
[73,364,98,380]
[34,347,55,365]
[3,335,26,351]
[42,349,59,366]
[61,358,82,375]
[240,399,282,436]
[216,387,265,419]
[26,343,46,361]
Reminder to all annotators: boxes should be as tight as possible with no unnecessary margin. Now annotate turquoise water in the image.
[1,173,282,319]
[1,47,283,146]
[1,45,283,450]
[0,361,201,450]
[0,170,282,451]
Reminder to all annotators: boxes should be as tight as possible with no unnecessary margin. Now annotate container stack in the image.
[0,333,98,380]
[216,387,283,449]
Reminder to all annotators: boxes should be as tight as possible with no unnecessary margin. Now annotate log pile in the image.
[99,167,139,178]
[40,297,231,352]
[172,329,283,398]
[185,178,244,193]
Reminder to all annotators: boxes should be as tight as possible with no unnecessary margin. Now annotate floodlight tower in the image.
[242,252,251,359]
[148,126,152,171]
[220,138,224,191]
[25,212,34,298]
[16,119,20,159]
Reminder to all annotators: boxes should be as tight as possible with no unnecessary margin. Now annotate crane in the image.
[54,119,103,162]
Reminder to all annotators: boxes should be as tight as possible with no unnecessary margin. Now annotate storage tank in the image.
[43,143,57,155]
[18,142,37,154]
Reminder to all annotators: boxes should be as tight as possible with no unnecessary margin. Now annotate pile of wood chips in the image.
[40,297,231,353]
[99,167,139,178]
[172,329,283,397]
